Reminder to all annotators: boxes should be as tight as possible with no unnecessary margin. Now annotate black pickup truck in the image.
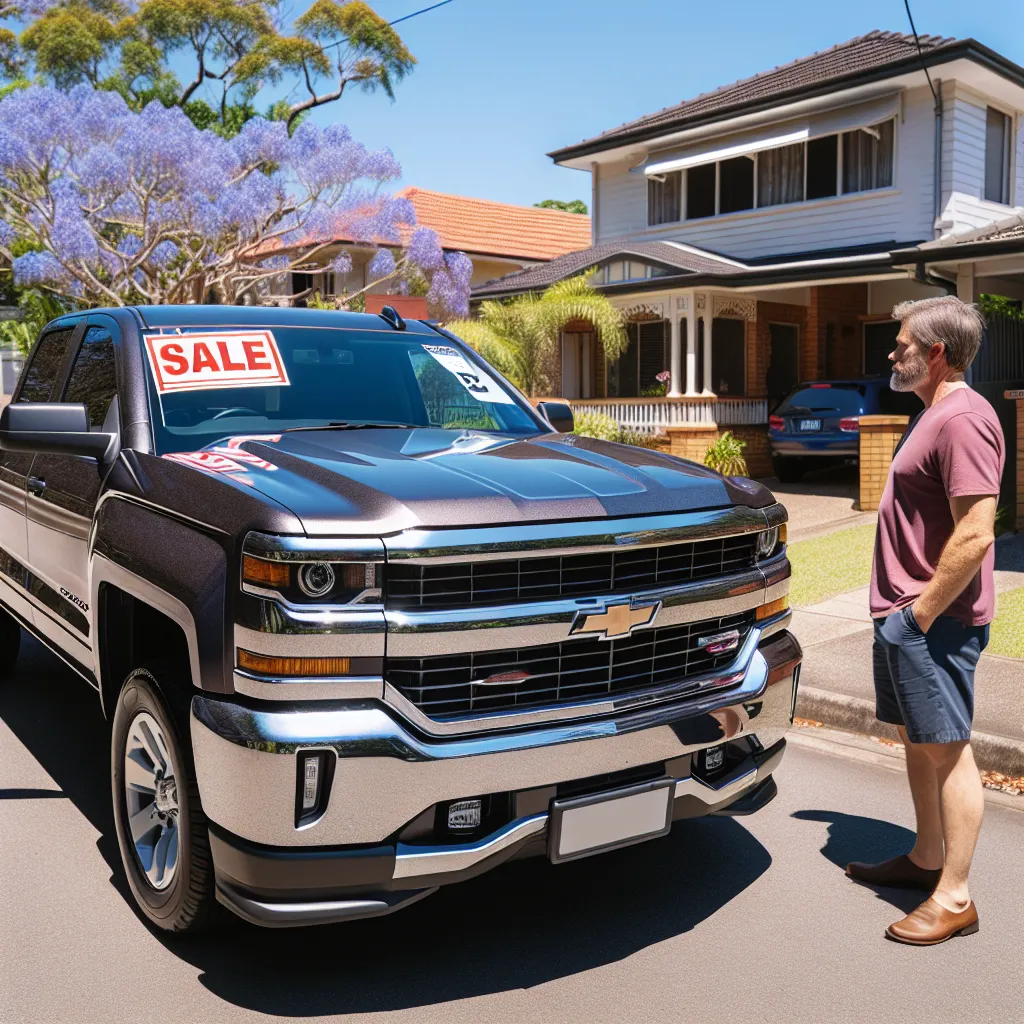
[0,305,800,931]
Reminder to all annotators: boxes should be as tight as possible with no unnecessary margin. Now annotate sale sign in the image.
[144,330,290,394]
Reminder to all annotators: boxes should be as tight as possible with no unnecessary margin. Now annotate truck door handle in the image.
[27,476,46,496]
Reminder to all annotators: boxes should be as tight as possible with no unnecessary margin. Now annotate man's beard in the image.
[890,351,927,392]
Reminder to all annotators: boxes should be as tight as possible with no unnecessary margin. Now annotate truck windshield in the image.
[141,325,544,454]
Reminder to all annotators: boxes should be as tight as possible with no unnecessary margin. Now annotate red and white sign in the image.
[162,451,246,473]
[144,330,290,394]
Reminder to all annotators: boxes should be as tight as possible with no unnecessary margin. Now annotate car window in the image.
[63,326,118,429]
[776,386,866,416]
[17,328,76,403]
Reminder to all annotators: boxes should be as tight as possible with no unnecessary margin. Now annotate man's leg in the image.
[900,726,944,872]
[925,739,984,911]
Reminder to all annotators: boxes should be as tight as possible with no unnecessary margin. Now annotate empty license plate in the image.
[548,779,674,863]
[799,419,821,431]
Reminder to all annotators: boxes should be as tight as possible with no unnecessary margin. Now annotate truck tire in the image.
[0,607,20,676]
[111,667,218,932]
[772,456,804,484]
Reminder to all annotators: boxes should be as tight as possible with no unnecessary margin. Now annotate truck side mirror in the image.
[537,401,575,434]
[0,402,116,462]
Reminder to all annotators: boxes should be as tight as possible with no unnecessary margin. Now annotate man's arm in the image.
[912,494,997,633]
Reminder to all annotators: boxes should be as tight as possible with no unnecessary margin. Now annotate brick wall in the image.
[1010,393,1024,531]
[808,284,868,380]
[858,415,910,511]
[664,424,772,478]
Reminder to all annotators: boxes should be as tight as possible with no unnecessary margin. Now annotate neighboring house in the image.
[266,187,591,305]
[472,30,1024,471]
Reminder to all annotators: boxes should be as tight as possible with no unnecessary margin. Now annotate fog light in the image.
[297,561,336,598]
[302,756,320,811]
[704,745,725,772]
[447,799,482,830]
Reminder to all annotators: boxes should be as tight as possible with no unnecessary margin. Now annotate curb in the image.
[795,685,1024,777]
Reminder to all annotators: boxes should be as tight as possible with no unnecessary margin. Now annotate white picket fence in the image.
[557,397,768,434]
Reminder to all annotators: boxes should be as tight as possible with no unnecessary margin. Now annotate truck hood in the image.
[173,428,777,534]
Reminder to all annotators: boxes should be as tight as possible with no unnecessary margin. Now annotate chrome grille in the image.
[386,610,755,720]
[386,535,758,611]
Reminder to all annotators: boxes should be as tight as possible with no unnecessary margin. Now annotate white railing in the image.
[552,397,768,434]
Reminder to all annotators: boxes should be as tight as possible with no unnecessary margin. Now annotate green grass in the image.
[787,523,877,607]
[989,587,1024,659]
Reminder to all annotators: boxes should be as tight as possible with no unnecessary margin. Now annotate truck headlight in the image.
[241,554,380,604]
[756,525,785,560]
[297,561,335,598]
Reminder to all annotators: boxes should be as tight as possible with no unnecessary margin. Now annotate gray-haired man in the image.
[845,296,1004,945]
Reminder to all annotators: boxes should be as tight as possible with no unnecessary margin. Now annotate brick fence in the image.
[664,423,773,478]
[858,414,910,511]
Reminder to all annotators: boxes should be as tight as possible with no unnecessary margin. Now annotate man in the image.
[846,296,1004,946]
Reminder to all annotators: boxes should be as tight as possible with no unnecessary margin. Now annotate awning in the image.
[643,92,902,176]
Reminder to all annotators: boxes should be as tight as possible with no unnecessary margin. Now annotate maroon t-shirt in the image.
[870,387,1004,626]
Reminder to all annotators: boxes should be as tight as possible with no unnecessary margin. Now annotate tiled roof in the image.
[471,241,742,297]
[550,31,961,160]
[936,213,1024,245]
[396,187,592,261]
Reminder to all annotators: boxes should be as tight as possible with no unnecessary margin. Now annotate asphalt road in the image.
[2,634,1023,1024]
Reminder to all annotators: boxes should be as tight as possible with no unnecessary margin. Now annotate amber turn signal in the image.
[237,649,351,677]
[778,524,787,545]
[756,596,790,621]
[242,554,291,588]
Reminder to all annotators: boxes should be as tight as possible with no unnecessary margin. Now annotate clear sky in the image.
[301,0,1024,209]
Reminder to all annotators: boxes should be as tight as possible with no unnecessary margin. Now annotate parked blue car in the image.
[769,377,922,483]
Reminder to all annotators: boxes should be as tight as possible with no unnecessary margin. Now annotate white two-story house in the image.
[473,30,1024,472]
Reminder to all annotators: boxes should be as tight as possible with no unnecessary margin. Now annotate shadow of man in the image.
[792,809,921,913]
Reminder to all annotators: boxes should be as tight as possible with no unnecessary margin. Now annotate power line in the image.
[390,0,455,27]
[903,0,938,104]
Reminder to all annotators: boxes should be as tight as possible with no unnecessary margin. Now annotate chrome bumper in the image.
[191,629,801,850]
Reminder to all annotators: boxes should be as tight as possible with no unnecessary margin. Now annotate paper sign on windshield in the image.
[144,330,290,394]
[422,344,514,404]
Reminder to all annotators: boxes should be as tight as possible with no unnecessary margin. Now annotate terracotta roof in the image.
[396,187,591,261]
[551,31,971,161]
[472,240,743,297]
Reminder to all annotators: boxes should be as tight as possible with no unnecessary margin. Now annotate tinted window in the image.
[143,326,542,455]
[64,326,118,428]
[777,386,866,416]
[17,328,75,403]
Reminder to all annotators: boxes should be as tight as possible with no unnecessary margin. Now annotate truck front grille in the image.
[386,610,754,720]
[386,535,757,611]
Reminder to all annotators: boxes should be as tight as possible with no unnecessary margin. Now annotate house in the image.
[472,31,1024,475]
[267,187,591,307]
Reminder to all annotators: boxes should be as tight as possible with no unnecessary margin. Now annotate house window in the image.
[648,171,682,225]
[985,106,1011,204]
[757,143,805,207]
[711,317,746,396]
[687,163,716,219]
[806,135,838,200]
[608,321,668,397]
[842,120,894,194]
[719,156,754,213]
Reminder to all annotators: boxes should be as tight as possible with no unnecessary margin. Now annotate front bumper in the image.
[191,629,801,926]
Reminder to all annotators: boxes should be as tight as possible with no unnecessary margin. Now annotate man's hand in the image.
[912,494,997,632]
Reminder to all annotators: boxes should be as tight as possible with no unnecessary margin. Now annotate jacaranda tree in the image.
[0,85,472,314]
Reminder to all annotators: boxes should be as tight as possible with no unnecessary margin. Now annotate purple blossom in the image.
[51,206,98,263]
[150,241,179,268]
[368,248,396,280]
[261,255,291,270]
[0,219,15,247]
[407,228,444,271]
[444,251,474,288]
[13,250,69,286]
[331,251,353,275]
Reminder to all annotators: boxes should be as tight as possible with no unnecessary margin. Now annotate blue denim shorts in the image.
[872,606,989,745]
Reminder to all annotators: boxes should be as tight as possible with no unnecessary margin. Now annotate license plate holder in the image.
[799,418,821,431]
[547,778,675,864]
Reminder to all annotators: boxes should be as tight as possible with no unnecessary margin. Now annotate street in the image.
[2,633,1023,1024]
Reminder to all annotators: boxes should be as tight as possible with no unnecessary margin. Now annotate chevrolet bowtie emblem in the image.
[570,600,661,640]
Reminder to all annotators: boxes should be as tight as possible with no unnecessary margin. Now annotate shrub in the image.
[572,411,621,442]
[704,431,748,477]
[618,429,665,450]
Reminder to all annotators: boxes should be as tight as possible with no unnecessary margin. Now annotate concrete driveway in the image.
[760,463,876,541]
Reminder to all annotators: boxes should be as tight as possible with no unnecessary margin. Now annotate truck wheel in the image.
[0,607,21,676]
[772,456,804,484]
[111,667,218,932]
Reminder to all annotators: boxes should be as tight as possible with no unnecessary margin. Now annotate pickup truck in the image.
[0,305,800,931]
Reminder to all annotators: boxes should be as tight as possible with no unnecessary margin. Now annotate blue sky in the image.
[300,0,1024,208]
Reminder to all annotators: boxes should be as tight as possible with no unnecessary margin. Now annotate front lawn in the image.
[989,587,1024,659]
[787,523,877,606]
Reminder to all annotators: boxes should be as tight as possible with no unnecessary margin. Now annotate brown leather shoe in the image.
[885,898,979,945]
[845,854,942,891]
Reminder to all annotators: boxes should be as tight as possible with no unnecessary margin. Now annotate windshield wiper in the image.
[282,422,421,433]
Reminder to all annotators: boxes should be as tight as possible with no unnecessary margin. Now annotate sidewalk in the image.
[792,534,1024,775]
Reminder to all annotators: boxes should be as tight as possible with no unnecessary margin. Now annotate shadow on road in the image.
[792,809,920,913]
[2,632,774,1017]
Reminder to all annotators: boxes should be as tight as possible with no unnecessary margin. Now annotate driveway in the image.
[760,464,876,541]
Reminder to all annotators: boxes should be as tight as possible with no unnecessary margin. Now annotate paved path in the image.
[760,465,876,542]
[2,637,1023,1024]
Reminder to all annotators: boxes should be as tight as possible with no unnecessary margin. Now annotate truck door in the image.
[0,323,83,629]
[25,319,120,665]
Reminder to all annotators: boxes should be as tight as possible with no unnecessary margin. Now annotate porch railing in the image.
[538,397,768,433]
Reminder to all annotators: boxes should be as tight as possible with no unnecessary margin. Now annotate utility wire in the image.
[323,0,455,51]
[903,0,938,104]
